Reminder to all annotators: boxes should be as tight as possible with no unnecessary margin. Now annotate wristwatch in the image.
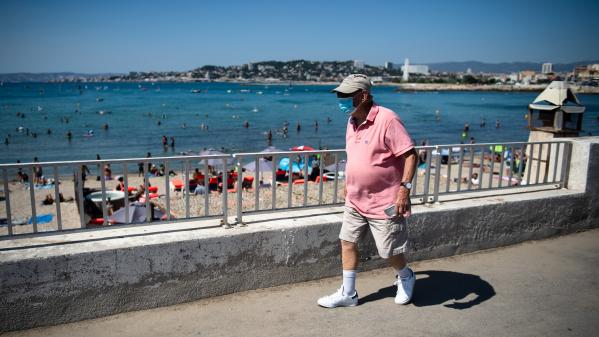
[400,182,412,190]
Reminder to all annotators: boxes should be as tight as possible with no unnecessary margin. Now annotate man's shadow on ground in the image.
[359,270,496,309]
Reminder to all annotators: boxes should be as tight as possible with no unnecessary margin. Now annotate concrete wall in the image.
[1,138,598,332]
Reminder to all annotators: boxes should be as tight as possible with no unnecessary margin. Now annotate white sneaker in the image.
[394,268,415,304]
[317,286,358,308]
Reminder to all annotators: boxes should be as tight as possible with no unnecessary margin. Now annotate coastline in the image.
[15,79,598,94]
[392,82,599,94]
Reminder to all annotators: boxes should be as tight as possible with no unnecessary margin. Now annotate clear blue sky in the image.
[1,0,598,73]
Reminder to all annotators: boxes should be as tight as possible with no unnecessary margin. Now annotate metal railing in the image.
[0,140,571,237]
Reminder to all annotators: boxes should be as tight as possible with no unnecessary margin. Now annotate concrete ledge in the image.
[1,139,597,332]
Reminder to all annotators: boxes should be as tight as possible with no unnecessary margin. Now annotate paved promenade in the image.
[6,229,599,337]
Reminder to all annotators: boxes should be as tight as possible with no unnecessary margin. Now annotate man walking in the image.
[318,74,418,307]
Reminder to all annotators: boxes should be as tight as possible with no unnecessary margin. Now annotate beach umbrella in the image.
[291,145,315,151]
[198,149,234,167]
[243,158,274,172]
[109,203,148,224]
[260,146,283,153]
[325,159,347,172]
[278,157,301,173]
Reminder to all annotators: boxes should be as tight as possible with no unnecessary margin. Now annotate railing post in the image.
[552,142,560,183]
[99,167,108,226]
[287,156,293,208]
[303,154,308,206]
[254,156,260,211]
[222,158,230,228]
[53,166,62,230]
[204,159,209,216]
[2,168,13,235]
[478,145,485,190]
[271,155,277,210]
[333,154,339,203]
[29,166,37,233]
[423,149,432,203]
[560,142,571,188]
[184,160,190,219]
[123,164,130,225]
[76,166,85,228]
[318,154,324,205]
[535,142,543,185]
[164,160,171,221]
[144,162,151,223]
[236,156,245,226]
[432,146,441,203]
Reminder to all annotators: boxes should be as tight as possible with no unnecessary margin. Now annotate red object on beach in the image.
[170,178,184,191]
[89,218,110,225]
[293,179,305,185]
[149,193,159,199]
[291,145,315,151]
[148,186,158,193]
[127,186,137,193]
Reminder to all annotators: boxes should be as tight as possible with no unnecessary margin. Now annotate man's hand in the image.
[395,187,411,216]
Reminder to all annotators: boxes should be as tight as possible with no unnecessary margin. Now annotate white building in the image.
[542,63,553,74]
[401,58,430,79]
[353,60,365,69]
[402,58,410,81]
[384,61,394,69]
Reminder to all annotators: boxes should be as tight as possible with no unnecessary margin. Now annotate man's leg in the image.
[341,239,359,297]
[388,252,407,271]
[341,239,359,270]
[317,207,365,308]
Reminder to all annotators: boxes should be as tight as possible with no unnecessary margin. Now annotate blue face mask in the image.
[338,97,355,114]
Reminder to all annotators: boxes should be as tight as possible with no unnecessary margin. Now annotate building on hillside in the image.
[353,60,365,69]
[519,70,537,84]
[401,58,430,79]
[384,61,394,70]
[542,63,553,74]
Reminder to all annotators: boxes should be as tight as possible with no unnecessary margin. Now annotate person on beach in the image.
[33,157,43,184]
[318,74,418,308]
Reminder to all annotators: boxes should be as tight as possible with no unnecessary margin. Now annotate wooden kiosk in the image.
[525,81,585,184]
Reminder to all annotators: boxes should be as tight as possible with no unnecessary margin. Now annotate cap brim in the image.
[331,84,360,94]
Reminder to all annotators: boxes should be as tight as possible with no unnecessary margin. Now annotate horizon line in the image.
[2,58,598,76]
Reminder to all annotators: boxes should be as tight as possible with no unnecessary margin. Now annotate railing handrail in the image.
[1,140,571,168]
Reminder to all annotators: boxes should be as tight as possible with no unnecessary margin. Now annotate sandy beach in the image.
[0,149,526,236]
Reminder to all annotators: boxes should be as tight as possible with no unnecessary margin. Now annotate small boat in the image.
[96,97,104,102]
[191,89,202,93]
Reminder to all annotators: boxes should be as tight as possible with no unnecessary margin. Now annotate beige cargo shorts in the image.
[339,206,409,258]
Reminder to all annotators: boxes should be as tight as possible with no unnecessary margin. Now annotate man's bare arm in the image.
[395,148,418,215]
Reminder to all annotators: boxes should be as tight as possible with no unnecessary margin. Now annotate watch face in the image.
[402,182,412,189]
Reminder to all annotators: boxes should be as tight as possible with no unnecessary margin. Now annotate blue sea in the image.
[1,82,598,164]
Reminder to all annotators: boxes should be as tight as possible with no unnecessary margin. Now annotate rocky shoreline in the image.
[394,83,599,94]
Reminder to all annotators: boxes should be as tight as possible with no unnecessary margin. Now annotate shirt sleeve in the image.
[384,117,414,157]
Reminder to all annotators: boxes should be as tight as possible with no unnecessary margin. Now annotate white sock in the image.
[396,266,412,279]
[342,270,357,296]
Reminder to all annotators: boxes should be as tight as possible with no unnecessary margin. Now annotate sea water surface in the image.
[1,82,598,164]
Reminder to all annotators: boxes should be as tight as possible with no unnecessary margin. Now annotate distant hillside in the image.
[428,61,599,73]
[0,72,120,82]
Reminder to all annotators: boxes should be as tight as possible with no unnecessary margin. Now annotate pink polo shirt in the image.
[345,104,414,218]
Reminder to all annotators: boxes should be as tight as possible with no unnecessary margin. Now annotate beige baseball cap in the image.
[331,74,372,94]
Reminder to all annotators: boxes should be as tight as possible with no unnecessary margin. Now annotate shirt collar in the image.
[366,103,380,122]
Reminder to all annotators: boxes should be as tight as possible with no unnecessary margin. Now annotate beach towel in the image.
[28,214,53,224]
